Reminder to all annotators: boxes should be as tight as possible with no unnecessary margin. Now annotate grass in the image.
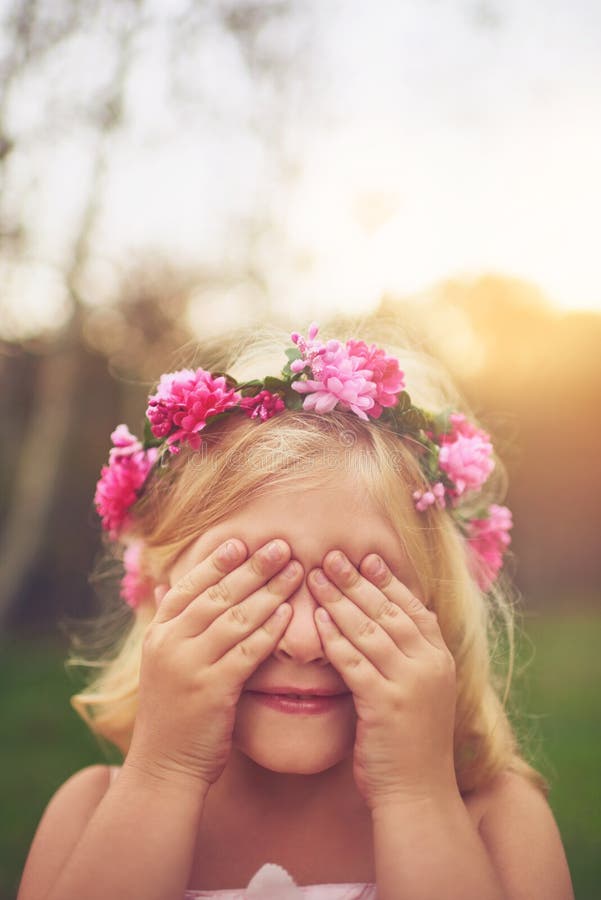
[1,613,600,899]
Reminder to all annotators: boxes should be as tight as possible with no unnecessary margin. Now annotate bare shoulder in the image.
[478,770,575,900]
[17,765,112,900]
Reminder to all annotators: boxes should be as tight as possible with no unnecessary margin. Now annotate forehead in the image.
[171,473,418,590]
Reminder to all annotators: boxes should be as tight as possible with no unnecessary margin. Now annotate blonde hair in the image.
[68,317,549,797]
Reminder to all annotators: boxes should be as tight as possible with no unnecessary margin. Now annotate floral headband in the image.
[94,323,512,607]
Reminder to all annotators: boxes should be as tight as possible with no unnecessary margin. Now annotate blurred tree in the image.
[0,0,315,632]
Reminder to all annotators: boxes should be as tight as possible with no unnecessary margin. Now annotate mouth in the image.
[246,691,352,715]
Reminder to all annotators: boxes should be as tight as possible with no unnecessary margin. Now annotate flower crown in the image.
[94,323,512,606]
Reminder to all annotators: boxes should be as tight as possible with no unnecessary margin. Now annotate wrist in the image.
[370,782,463,822]
[123,752,212,800]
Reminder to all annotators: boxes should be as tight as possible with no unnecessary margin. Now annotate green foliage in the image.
[142,416,162,449]
[281,346,302,379]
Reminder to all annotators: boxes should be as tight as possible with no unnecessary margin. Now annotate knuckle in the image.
[236,640,253,662]
[407,594,425,615]
[347,652,364,672]
[249,553,268,578]
[172,572,198,599]
[143,624,169,655]
[266,573,288,595]
[357,618,378,638]
[376,599,399,621]
[227,604,249,628]
[205,580,231,607]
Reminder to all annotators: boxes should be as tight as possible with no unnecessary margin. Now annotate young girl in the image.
[17,321,574,900]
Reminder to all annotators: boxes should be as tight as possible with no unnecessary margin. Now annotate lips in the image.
[249,686,349,698]
[247,690,352,715]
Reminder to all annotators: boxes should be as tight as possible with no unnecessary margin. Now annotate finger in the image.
[154,538,249,623]
[320,551,423,656]
[309,567,403,676]
[156,538,290,626]
[314,607,381,696]
[154,584,168,610]
[203,559,303,662]
[216,600,293,682]
[178,539,296,637]
[359,553,446,651]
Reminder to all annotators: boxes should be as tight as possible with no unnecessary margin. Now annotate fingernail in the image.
[267,540,284,561]
[366,555,384,576]
[312,568,328,585]
[219,540,239,561]
[282,560,300,579]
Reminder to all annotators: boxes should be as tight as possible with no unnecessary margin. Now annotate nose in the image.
[272,576,329,664]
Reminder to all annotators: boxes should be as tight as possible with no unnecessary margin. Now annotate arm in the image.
[17,761,209,900]
[372,788,505,900]
[371,772,575,900]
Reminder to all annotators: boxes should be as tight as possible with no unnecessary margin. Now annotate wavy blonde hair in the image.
[68,316,549,797]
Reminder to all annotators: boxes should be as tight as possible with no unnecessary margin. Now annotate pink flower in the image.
[94,426,158,539]
[290,322,324,374]
[120,542,152,609]
[413,481,446,512]
[438,415,494,498]
[292,343,377,419]
[345,340,405,416]
[146,368,240,452]
[467,504,513,591]
[290,326,406,421]
[239,390,285,422]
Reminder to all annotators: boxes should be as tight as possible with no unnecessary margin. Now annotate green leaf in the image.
[401,408,429,431]
[142,417,162,449]
[285,347,302,362]
[239,383,264,398]
[283,386,303,410]
[431,408,453,438]
[211,370,238,389]
[395,390,412,412]
[236,378,263,391]
[264,375,288,393]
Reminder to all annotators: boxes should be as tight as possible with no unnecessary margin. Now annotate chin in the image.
[234,738,350,774]
[232,708,355,774]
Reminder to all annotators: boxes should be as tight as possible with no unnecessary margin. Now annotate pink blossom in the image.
[146,368,240,452]
[290,328,379,420]
[239,390,285,422]
[438,417,494,498]
[290,322,324,374]
[345,340,405,416]
[109,424,142,455]
[292,343,378,419]
[94,427,158,539]
[412,481,446,512]
[467,505,513,591]
[120,542,152,609]
[447,412,480,439]
[290,326,407,421]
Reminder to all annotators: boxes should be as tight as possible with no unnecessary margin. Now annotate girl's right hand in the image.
[126,538,301,790]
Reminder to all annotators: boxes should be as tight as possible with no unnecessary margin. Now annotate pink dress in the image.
[108,767,377,900]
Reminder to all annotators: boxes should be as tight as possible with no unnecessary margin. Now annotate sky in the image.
[2,0,600,338]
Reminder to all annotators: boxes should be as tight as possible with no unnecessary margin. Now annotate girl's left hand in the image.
[309,551,458,812]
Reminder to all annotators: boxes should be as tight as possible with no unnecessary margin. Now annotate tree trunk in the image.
[0,334,82,632]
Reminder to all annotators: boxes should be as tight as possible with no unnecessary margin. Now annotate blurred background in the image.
[0,1,599,897]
